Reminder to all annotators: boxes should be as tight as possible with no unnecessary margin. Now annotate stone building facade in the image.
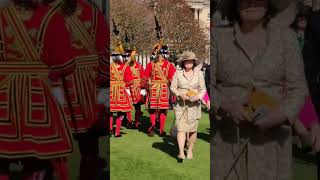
[185,0,210,63]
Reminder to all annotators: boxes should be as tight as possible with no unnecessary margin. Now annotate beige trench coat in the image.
[170,69,206,132]
[211,23,308,180]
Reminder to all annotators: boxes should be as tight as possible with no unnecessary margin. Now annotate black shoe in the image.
[126,122,132,129]
[148,131,154,137]
[131,123,138,129]
[177,155,185,163]
[159,131,167,137]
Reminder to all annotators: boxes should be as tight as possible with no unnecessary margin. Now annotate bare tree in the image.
[110,0,209,61]
[154,0,208,60]
[110,0,155,53]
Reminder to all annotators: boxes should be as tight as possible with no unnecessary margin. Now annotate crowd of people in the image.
[109,33,211,163]
[0,0,108,179]
[212,0,320,179]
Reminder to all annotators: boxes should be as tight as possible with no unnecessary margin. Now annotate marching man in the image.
[0,0,74,179]
[126,47,146,129]
[47,0,109,179]
[110,40,134,137]
[144,42,176,137]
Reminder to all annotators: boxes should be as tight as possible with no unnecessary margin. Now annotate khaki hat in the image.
[219,0,293,20]
[269,0,293,12]
[177,51,202,65]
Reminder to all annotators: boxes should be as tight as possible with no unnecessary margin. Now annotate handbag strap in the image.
[172,101,188,126]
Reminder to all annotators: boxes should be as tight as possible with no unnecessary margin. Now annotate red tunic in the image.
[128,61,145,104]
[144,59,176,109]
[110,63,133,112]
[52,0,109,133]
[0,4,74,159]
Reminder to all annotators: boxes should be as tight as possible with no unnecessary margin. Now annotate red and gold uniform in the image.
[49,0,109,179]
[51,0,109,134]
[129,61,145,104]
[144,55,176,135]
[0,3,74,161]
[144,59,175,109]
[124,49,146,129]
[110,60,133,136]
[128,61,145,128]
[110,62,133,112]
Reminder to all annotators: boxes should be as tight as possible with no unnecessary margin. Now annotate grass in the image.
[109,107,320,180]
[293,147,317,180]
[293,158,317,180]
[110,108,211,180]
[67,137,108,180]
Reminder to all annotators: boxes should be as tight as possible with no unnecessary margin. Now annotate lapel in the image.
[233,23,271,66]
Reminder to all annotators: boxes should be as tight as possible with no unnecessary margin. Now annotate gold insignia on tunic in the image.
[83,21,92,29]
[75,6,83,16]
[15,7,33,21]
[5,26,14,38]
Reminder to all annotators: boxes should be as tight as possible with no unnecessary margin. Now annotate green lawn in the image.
[110,109,211,180]
[293,158,317,180]
[293,148,317,180]
[68,137,108,180]
[109,108,319,180]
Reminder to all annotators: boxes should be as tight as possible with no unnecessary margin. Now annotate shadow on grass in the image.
[138,115,151,135]
[152,136,179,162]
[97,170,109,180]
[293,145,316,165]
[138,115,162,135]
[197,128,211,143]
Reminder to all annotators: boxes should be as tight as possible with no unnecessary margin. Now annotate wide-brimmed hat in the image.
[177,51,202,65]
[296,1,313,17]
[270,0,293,12]
[218,0,293,21]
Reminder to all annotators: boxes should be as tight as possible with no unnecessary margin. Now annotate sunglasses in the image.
[238,0,267,10]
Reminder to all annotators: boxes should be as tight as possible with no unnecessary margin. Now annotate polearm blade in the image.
[130,27,134,41]
[125,31,129,42]
[154,15,162,40]
[112,19,119,36]
[124,30,130,46]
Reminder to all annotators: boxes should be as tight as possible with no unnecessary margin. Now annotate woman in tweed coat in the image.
[211,0,308,179]
[171,51,206,162]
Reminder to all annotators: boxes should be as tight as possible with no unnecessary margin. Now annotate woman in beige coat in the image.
[171,51,206,162]
[212,0,308,179]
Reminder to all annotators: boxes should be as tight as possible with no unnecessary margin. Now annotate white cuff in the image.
[97,88,109,106]
[126,89,131,96]
[140,89,146,96]
[51,87,65,105]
